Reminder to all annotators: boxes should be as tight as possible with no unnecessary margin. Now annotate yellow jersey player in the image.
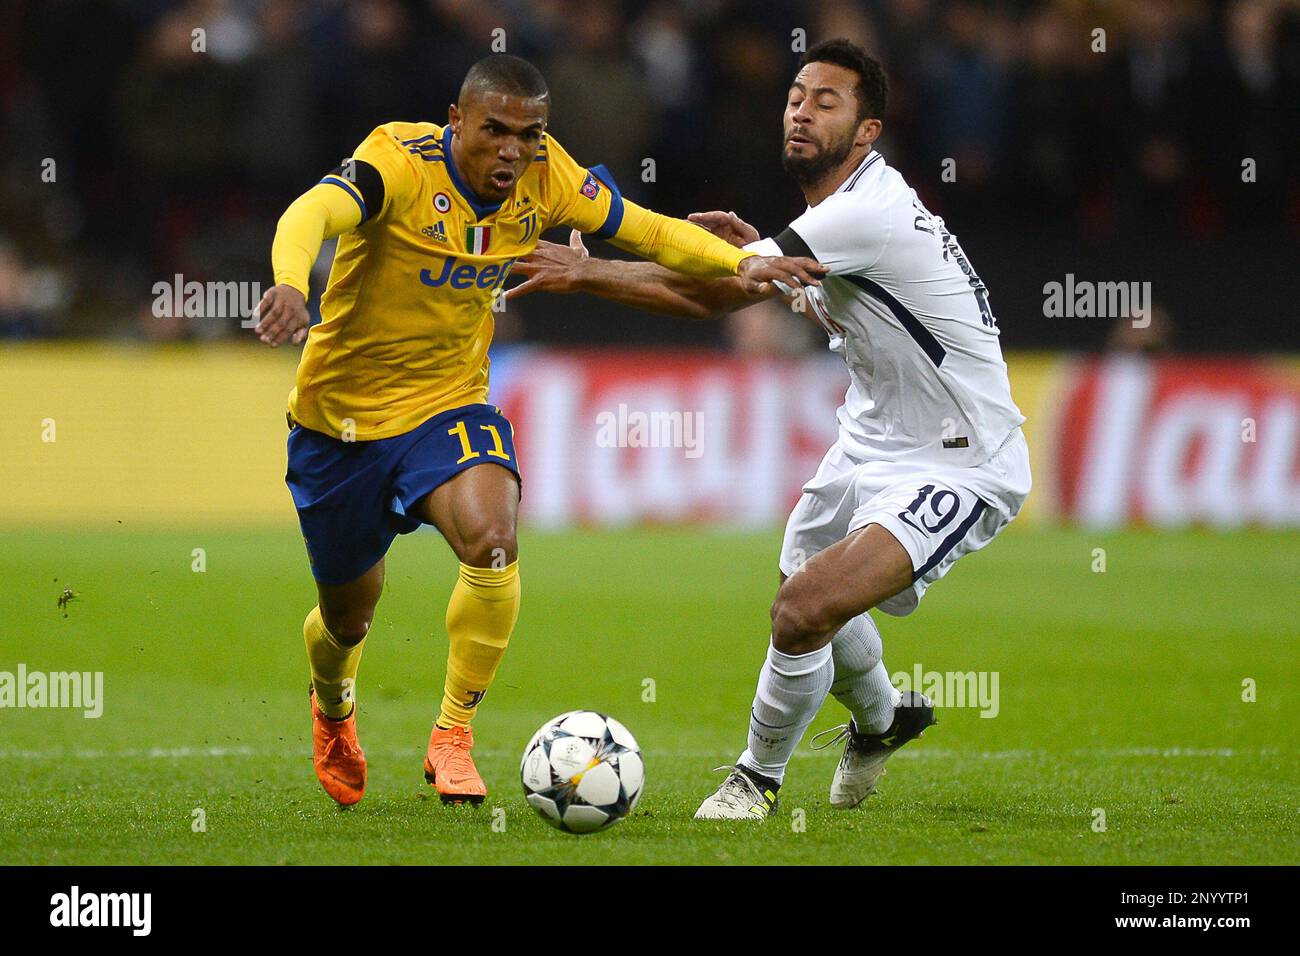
[253,54,826,808]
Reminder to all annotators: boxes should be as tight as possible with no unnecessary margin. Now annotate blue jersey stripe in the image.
[320,176,367,220]
[588,164,624,240]
[842,273,947,367]
[399,134,438,146]
[440,125,503,218]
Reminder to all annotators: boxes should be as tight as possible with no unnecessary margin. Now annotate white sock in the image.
[737,641,834,784]
[830,613,901,734]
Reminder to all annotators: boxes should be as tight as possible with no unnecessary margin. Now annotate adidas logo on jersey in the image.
[422,221,448,244]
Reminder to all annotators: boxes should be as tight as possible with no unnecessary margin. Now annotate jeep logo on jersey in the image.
[419,256,516,291]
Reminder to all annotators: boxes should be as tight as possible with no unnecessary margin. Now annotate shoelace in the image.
[809,724,852,751]
[322,730,361,760]
[709,765,767,808]
[435,730,478,774]
[441,730,472,751]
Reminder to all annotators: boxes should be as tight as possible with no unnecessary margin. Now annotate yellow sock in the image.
[304,605,365,719]
[438,560,520,728]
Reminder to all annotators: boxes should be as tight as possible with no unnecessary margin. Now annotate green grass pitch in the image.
[0,525,1295,865]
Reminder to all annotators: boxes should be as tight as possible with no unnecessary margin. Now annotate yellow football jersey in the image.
[288,121,630,441]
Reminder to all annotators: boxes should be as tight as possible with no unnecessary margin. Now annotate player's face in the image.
[450,93,549,203]
[782,62,862,183]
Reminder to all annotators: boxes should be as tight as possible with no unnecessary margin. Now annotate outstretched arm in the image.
[511,207,810,319]
[603,199,825,297]
[541,134,825,297]
[509,230,771,320]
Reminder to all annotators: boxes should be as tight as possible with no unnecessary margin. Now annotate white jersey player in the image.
[509,38,1031,820]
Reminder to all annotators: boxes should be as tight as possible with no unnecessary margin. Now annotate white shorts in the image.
[779,429,1031,616]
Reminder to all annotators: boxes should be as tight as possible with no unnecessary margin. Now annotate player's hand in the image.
[688,210,760,248]
[507,230,590,300]
[737,254,828,296]
[253,284,310,347]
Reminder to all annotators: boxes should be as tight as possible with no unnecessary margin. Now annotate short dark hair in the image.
[798,39,887,124]
[459,54,549,104]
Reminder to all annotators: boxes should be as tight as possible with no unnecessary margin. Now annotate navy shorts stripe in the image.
[912,499,988,581]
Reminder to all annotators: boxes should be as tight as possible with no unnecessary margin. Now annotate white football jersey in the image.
[747,151,1025,468]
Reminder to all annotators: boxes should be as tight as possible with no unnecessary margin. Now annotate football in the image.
[520,711,645,833]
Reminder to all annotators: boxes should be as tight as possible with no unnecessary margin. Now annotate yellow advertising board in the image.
[0,344,1080,528]
[2,344,298,528]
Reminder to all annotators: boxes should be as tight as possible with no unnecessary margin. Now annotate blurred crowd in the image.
[1,0,1298,350]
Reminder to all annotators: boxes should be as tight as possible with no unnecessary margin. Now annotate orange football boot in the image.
[423,725,487,805]
[310,689,366,806]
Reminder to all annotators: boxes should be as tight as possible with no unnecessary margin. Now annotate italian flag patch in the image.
[465,225,491,255]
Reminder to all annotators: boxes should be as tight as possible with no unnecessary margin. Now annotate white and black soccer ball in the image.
[520,711,644,833]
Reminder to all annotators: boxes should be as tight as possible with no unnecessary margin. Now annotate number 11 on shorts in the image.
[449,420,512,464]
